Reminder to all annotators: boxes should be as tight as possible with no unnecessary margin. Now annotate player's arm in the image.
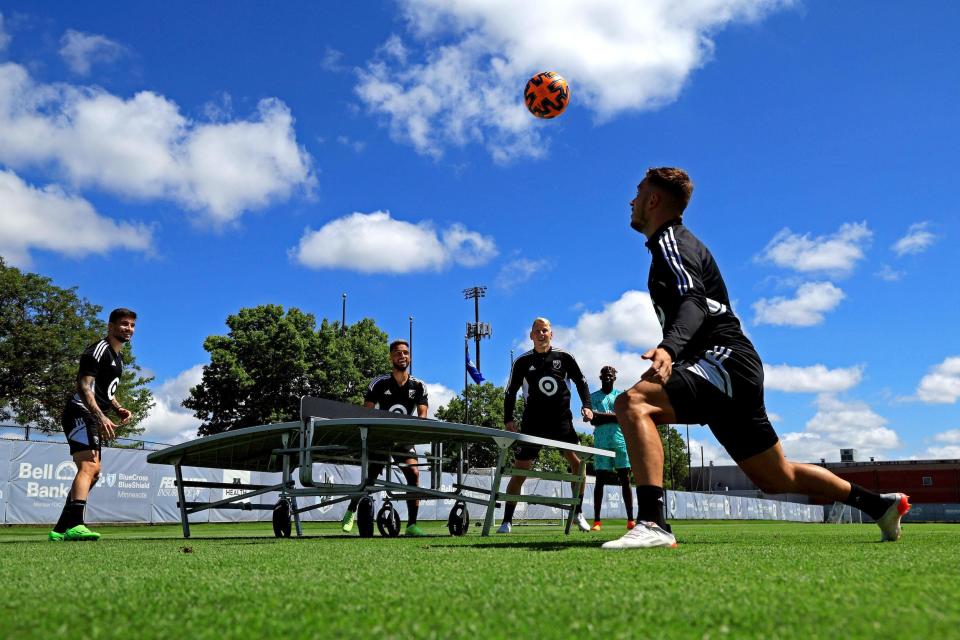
[111,397,131,424]
[77,373,117,439]
[417,381,429,419]
[649,235,708,382]
[566,354,594,422]
[503,357,523,431]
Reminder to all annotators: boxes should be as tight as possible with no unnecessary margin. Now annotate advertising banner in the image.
[0,440,11,523]
[6,442,79,524]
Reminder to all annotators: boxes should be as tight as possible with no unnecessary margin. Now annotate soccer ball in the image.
[524,71,570,119]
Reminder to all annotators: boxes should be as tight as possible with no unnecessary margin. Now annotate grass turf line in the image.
[1,521,957,639]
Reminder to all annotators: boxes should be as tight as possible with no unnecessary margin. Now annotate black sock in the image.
[576,490,584,515]
[407,501,419,526]
[593,481,604,522]
[54,499,86,532]
[635,485,666,528]
[503,501,517,523]
[844,484,894,520]
[618,470,634,521]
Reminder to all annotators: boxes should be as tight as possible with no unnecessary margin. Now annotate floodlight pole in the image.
[341,293,347,335]
[462,286,489,370]
[686,426,692,491]
[409,315,413,375]
[463,335,469,424]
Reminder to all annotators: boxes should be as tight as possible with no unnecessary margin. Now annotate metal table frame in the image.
[147,397,614,538]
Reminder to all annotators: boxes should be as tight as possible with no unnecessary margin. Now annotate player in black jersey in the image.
[498,318,595,533]
[602,167,910,550]
[340,339,430,537]
[49,308,137,542]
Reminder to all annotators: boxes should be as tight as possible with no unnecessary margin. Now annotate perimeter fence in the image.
[0,438,836,526]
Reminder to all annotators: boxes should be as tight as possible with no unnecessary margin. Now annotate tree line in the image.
[0,257,687,485]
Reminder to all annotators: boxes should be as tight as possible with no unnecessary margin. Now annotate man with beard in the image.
[49,308,137,541]
[603,167,909,550]
[588,366,635,531]
[340,339,429,537]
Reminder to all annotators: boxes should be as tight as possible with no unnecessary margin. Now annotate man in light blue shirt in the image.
[588,366,635,531]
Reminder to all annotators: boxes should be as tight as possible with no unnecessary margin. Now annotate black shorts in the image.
[61,403,102,455]
[514,413,579,461]
[663,344,779,462]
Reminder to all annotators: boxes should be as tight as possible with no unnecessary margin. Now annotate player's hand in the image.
[505,420,518,432]
[116,406,132,424]
[581,408,594,422]
[98,415,117,440]
[641,347,673,384]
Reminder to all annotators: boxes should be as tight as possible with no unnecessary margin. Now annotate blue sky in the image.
[1,1,958,462]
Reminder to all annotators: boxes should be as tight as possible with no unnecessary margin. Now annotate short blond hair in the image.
[531,317,551,330]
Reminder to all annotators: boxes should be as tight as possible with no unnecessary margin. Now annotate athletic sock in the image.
[635,485,666,528]
[576,491,584,515]
[503,501,517,524]
[843,483,895,521]
[347,497,360,512]
[619,472,634,521]
[593,482,604,522]
[407,501,419,526]
[55,499,86,532]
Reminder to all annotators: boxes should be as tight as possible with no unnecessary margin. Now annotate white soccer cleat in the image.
[876,493,911,542]
[601,521,677,550]
[575,512,591,532]
[496,521,512,534]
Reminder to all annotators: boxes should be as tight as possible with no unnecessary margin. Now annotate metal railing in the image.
[0,424,172,451]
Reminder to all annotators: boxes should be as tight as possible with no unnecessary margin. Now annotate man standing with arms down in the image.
[499,318,594,533]
[340,339,429,537]
[588,366,635,531]
[50,308,137,541]
[604,167,910,550]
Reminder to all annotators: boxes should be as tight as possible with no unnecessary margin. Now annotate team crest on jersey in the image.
[552,359,562,370]
[538,376,558,396]
[408,389,415,398]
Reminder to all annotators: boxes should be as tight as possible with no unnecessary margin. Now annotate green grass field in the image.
[1,520,956,639]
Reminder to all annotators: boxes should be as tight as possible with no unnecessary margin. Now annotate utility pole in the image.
[408,315,413,375]
[686,425,692,491]
[341,293,347,335]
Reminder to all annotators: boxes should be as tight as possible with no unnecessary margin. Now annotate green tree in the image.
[0,258,153,437]
[184,305,390,435]
[434,382,520,469]
[659,424,689,490]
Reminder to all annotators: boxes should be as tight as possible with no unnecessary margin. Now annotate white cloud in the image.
[752,281,844,326]
[495,257,552,291]
[138,364,204,444]
[922,429,960,459]
[59,29,126,76]
[758,222,872,276]
[875,264,903,282]
[778,393,899,462]
[914,357,960,404]
[934,429,960,444]
[320,47,346,72]
[521,290,663,390]
[293,210,497,273]
[424,382,457,419]
[922,444,960,459]
[892,221,937,257]
[764,363,863,393]
[0,13,11,52]
[336,135,365,153]
[0,62,315,223]
[357,0,793,161]
[0,168,152,266]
